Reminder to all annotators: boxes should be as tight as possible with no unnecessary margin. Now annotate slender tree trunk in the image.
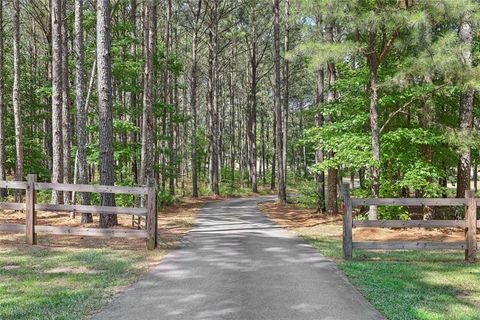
[127,0,138,186]
[421,74,434,219]
[61,0,71,204]
[315,67,326,212]
[325,25,338,214]
[456,12,473,198]
[366,30,380,220]
[282,0,289,190]
[368,67,380,220]
[97,0,117,227]
[207,2,220,196]
[273,0,286,204]
[12,0,23,201]
[75,0,92,223]
[140,1,156,187]
[247,21,258,193]
[261,113,266,185]
[271,100,276,190]
[0,0,5,198]
[51,0,63,204]
[167,0,176,195]
[229,45,235,185]
[190,28,199,197]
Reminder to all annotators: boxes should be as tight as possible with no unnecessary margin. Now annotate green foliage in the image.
[296,0,480,204]
[291,180,320,209]
[158,189,175,207]
[377,206,411,220]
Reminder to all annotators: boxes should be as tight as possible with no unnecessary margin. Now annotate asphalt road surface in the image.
[93,197,383,320]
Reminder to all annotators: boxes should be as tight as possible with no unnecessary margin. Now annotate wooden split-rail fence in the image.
[0,174,158,250]
[342,183,478,262]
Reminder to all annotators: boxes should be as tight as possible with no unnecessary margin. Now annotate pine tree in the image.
[97,0,117,227]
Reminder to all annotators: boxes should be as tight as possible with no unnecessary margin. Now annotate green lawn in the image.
[304,236,480,320]
[0,246,164,320]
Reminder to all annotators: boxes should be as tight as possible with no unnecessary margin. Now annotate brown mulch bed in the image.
[259,201,477,242]
[0,196,217,251]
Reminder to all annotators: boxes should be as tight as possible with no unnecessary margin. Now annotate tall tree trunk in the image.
[456,12,473,198]
[261,113,266,185]
[75,0,92,223]
[61,0,71,204]
[207,2,220,196]
[97,0,117,227]
[190,27,199,197]
[366,30,380,220]
[13,0,24,201]
[271,103,276,190]
[273,0,286,204]
[0,0,5,198]
[167,0,176,195]
[140,1,156,187]
[247,19,258,193]
[51,0,63,204]
[368,67,380,220]
[325,24,337,214]
[127,0,138,186]
[315,67,326,212]
[421,74,434,219]
[282,0,289,190]
[229,44,235,185]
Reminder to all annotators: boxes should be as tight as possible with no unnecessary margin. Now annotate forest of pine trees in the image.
[0,0,479,226]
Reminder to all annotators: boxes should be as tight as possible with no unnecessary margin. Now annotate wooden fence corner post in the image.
[146,178,158,250]
[25,174,37,245]
[465,190,477,262]
[342,183,353,260]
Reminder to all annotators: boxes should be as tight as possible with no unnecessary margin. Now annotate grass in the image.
[259,201,480,320]
[0,246,165,319]
[0,196,209,319]
[303,235,480,320]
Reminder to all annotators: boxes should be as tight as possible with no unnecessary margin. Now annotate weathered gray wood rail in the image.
[0,174,158,250]
[342,183,478,262]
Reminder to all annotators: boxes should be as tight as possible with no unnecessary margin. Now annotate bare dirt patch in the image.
[1,265,20,270]
[259,201,477,242]
[45,266,102,274]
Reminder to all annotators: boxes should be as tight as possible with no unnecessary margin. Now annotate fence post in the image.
[342,183,353,259]
[25,174,37,245]
[146,178,158,250]
[465,190,477,262]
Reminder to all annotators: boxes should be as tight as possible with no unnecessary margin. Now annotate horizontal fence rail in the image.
[351,198,468,206]
[0,223,148,238]
[342,183,478,263]
[352,241,469,250]
[352,220,468,228]
[35,182,149,195]
[0,181,28,189]
[35,204,148,216]
[0,174,158,250]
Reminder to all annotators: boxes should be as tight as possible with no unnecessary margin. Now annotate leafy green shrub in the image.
[378,206,410,220]
[158,189,175,207]
[292,180,319,209]
[115,193,136,207]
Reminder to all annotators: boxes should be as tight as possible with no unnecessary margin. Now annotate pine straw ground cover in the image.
[259,202,480,320]
[0,197,216,320]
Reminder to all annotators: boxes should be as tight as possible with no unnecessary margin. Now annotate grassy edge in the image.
[0,198,210,320]
[259,202,480,320]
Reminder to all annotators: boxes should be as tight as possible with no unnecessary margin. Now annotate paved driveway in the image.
[93,197,383,320]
